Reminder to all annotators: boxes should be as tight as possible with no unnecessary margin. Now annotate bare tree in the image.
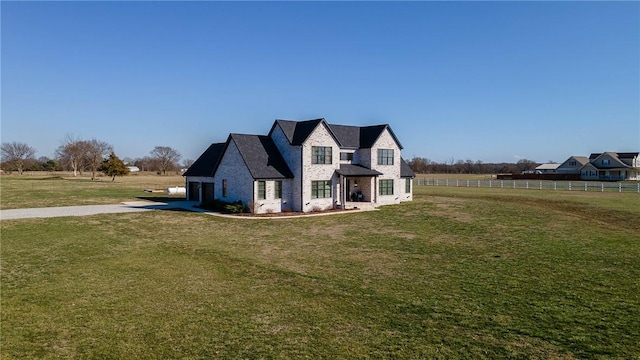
[516,158,538,173]
[182,159,194,169]
[150,146,181,175]
[85,139,113,180]
[1,142,36,174]
[56,136,90,176]
[408,157,431,174]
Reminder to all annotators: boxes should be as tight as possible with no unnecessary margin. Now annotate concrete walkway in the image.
[0,201,203,220]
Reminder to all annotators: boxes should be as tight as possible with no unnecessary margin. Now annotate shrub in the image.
[223,203,245,214]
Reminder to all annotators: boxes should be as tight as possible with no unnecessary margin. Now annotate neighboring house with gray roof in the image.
[553,152,639,181]
[184,118,415,214]
[580,152,639,181]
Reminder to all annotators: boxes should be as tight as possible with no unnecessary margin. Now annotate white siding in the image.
[402,178,413,203]
[251,179,294,214]
[270,124,302,211]
[370,129,403,206]
[213,140,254,207]
[301,124,340,212]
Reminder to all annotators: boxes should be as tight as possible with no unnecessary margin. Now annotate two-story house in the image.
[580,152,639,181]
[553,152,639,181]
[183,118,415,214]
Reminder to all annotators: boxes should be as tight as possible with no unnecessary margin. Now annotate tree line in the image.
[407,157,540,174]
[1,137,188,179]
[2,138,542,177]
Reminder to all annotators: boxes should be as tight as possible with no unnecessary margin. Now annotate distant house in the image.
[581,152,639,181]
[184,118,415,214]
[555,152,639,181]
[127,166,140,172]
[556,156,589,174]
[534,163,560,174]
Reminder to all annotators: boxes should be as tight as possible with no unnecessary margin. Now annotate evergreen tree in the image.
[99,151,129,181]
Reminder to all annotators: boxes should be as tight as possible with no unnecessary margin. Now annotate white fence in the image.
[415,178,640,193]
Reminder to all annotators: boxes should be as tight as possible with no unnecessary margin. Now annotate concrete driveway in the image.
[0,201,202,220]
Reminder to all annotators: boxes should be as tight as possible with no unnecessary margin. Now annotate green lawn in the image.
[0,173,186,209]
[1,185,639,358]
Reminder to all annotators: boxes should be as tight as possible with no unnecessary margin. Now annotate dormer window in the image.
[602,159,610,166]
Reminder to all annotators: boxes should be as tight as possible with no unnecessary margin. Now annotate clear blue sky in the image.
[2,1,639,164]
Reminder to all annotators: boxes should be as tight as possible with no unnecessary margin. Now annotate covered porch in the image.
[335,164,382,210]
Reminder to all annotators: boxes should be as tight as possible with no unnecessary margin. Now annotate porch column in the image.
[341,175,347,210]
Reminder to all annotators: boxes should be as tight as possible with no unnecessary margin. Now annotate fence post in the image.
[500,180,503,188]
[584,182,587,191]
[456,179,459,187]
[619,183,622,193]
[489,180,492,188]
[477,180,480,187]
[446,179,449,186]
[554,181,557,190]
[526,181,529,189]
[569,182,572,191]
[539,181,542,190]
[467,180,470,187]
[513,180,516,189]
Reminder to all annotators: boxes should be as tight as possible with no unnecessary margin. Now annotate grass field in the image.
[1,180,639,358]
[0,173,186,209]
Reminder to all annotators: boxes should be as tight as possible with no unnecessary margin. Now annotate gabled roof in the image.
[231,134,293,179]
[558,156,589,168]
[588,152,635,161]
[271,118,404,150]
[182,142,225,177]
[271,118,341,146]
[400,158,415,178]
[329,123,404,150]
[590,152,632,169]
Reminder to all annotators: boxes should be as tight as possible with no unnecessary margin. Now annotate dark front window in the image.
[274,180,282,199]
[405,178,411,193]
[378,149,394,165]
[340,152,353,161]
[311,180,332,198]
[222,179,228,197]
[257,181,266,200]
[379,179,394,195]
[312,146,332,164]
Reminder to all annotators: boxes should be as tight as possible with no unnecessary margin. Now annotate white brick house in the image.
[184,118,415,214]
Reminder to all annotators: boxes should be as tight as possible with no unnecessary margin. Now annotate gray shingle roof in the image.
[273,119,326,146]
[274,119,403,150]
[328,124,360,148]
[400,158,415,178]
[231,134,293,179]
[329,123,404,149]
[183,143,225,177]
[336,164,383,177]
